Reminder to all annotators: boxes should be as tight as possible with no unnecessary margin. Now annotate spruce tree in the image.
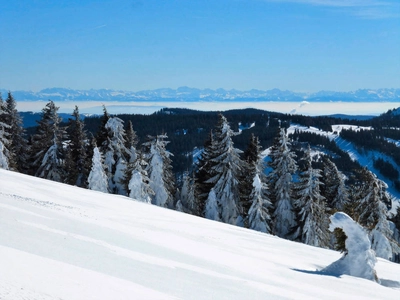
[0,97,10,170]
[102,117,129,195]
[124,151,154,203]
[322,158,349,211]
[88,147,109,193]
[36,136,65,181]
[205,188,220,221]
[354,168,400,259]
[267,128,298,238]
[240,134,261,228]
[206,114,243,225]
[30,101,66,181]
[144,134,175,208]
[96,105,110,152]
[178,172,197,214]
[194,130,216,217]
[65,106,89,187]
[248,173,272,233]
[4,92,28,172]
[125,120,139,163]
[293,146,330,248]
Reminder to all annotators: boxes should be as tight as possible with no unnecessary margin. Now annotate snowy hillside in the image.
[1,169,400,299]
[287,124,400,202]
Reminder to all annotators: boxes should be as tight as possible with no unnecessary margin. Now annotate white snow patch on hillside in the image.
[238,121,256,133]
[287,124,400,203]
[1,169,400,299]
[386,138,400,148]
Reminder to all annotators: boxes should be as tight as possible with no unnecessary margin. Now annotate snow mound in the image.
[322,212,379,283]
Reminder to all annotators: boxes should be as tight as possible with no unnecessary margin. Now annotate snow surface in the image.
[323,212,378,282]
[1,169,400,299]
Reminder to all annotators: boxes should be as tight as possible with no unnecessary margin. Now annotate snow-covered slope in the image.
[1,169,400,299]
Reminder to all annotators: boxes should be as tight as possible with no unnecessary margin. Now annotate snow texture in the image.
[1,169,400,299]
[322,212,379,283]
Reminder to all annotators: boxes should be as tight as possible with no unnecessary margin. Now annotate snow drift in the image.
[1,169,400,299]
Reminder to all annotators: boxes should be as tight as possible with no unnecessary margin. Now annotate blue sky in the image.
[0,0,399,92]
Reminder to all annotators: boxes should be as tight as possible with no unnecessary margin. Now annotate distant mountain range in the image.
[1,87,400,102]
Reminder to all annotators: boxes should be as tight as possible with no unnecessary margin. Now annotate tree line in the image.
[1,93,400,262]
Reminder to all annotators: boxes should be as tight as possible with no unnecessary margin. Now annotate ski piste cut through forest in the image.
[1,91,400,262]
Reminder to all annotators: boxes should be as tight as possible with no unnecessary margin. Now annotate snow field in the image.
[0,169,400,299]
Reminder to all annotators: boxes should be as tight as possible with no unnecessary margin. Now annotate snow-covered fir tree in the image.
[206,114,244,225]
[96,105,111,152]
[293,146,330,248]
[30,101,66,182]
[322,158,349,211]
[124,120,139,163]
[36,135,65,181]
[354,168,400,259]
[144,134,175,208]
[88,147,109,193]
[65,106,90,187]
[125,151,153,203]
[267,127,298,238]
[3,92,28,172]
[0,97,10,170]
[205,188,220,221]
[178,172,197,214]
[248,173,272,233]
[240,134,261,228]
[102,117,129,195]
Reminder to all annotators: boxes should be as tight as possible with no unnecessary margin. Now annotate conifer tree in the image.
[240,134,262,228]
[144,134,175,208]
[88,147,109,193]
[322,158,349,211]
[194,130,216,216]
[0,96,10,170]
[205,188,220,221]
[206,114,243,225]
[65,106,89,187]
[125,151,154,203]
[36,136,65,181]
[30,101,66,181]
[354,168,400,259]
[178,172,197,214]
[96,105,110,152]
[293,146,330,248]
[102,117,129,195]
[125,120,139,163]
[248,173,272,233]
[267,128,298,238]
[3,92,28,172]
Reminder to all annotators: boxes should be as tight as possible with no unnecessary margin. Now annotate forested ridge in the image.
[1,92,400,262]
